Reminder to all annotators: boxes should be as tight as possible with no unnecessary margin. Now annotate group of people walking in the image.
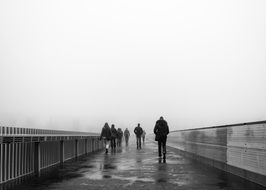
[99,123,131,153]
[100,116,169,160]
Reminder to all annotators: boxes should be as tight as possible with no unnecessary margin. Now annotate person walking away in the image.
[134,123,143,149]
[110,124,118,149]
[124,128,130,146]
[154,116,169,160]
[100,122,111,153]
[117,128,123,147]
[142,130,146,143]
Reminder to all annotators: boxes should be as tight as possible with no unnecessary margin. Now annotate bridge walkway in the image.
[4,139,264,190]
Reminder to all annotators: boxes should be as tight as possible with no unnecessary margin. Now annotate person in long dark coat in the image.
[134,123,143,149]
[110,124,118,149]
[154,116,169,159]
[100,122,111,153]
[116,128,123,147]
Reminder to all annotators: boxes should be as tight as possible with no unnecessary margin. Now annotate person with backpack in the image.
[154,116,169,159]
[100,122,112,153]
[134,123,143,149]
[124,128,130,146]
[110,124,118,149]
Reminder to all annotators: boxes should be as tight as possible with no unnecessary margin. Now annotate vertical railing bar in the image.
[14,143,17,179]
[4,144,7,182]
[11,143,14,179]
[0,144,3,184]
[18,143,21,177]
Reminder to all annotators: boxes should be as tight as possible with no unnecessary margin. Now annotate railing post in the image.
[60,140,64,164]
[85,139,88,154]
[75,140,78,158]
[34,142,40,176]
[0,144,3,184]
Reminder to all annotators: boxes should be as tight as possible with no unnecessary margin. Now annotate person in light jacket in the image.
[142,130,146,143]
[124,128,130,146]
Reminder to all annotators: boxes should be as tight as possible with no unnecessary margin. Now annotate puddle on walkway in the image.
[85,172,155,186]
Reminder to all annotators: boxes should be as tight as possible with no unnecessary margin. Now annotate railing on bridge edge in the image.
[167,120,266,187]
[0,126,104,185]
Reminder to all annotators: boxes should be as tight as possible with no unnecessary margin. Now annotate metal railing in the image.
[0,126,104,185]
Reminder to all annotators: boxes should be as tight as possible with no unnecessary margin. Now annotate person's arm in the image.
[154,123,158,134]
[166,122,169,135]
[100,128,104,140]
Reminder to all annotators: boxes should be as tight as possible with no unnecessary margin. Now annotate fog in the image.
[0,1,266,133]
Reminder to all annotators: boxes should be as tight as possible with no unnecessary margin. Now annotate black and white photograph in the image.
[0,0,265,189]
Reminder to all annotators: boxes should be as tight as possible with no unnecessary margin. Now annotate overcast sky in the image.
[0,0,266,133]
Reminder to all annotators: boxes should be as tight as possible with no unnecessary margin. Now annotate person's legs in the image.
[158,141,162,157]
[116,139,119,147]
[162,138,166,159]
[118,138,121,147]
[111,139,114,149]
[138,137,142,149]
[106,140,110,149]
[125,137,128,146]
[105,139,110,153]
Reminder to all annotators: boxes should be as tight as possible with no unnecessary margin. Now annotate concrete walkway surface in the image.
[2,139,264,190]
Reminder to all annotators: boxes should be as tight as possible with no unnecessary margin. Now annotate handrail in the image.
[0,126,99,136]
[170,120,266,133]
[0,126,103,185]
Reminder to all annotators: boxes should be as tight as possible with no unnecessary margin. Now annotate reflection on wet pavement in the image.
[1,139,265,190]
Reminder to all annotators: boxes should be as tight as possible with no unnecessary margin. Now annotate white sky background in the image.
[0,0,266,133]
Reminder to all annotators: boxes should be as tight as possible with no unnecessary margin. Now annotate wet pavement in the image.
[2,139,264,190]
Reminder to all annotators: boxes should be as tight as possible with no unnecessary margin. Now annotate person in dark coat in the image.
[124,128,130,146]
[134,123,143,149]
[154,116,169,159]
[110,124,118,149]
[117,128,123,147]
[100,122,111,153]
